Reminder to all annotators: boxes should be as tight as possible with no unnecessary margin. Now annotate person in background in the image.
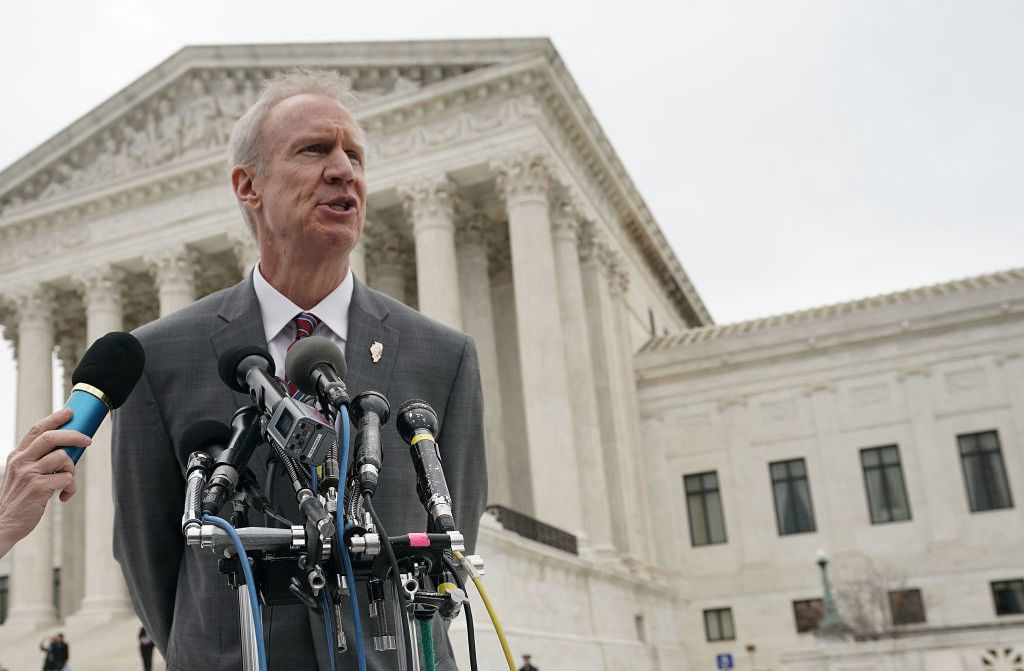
[0,408,85,559]
[518,654,539,671]
[139,626,155,671]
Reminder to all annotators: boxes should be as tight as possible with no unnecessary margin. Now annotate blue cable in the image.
[203,514,268,671]
[340,518,367,671]
[320,558,339,671]
[334,405,367,671]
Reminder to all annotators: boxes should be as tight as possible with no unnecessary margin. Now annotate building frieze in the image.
[0,59,495,215]
[0,161,224,271]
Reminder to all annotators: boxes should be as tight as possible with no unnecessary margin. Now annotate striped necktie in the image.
[286,312,320,397]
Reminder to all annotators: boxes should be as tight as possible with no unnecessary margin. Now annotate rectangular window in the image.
[959,431,1013,512]
[861,445,912,523]
[704,607,735,641]
[992,580,1024,615]
[770,459,816,535]
[793,599,823,633]
[684,471,727,546]
[889,588,926,625]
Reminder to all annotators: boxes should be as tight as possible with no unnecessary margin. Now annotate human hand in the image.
[0,408,89,557]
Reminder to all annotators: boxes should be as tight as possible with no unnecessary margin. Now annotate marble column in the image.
[145,245,196,316]
[551,203,615,553]
[54,325,88,619]
[580,232,644,560]
[350,237,367,283]
[493,154,583,536]
[489,260,533,515]
[606,253,657,563]
[399,174,463,329]
[72,265,133,621]
[456,212,509,507]
[228,224,259,277]
[6,286,57,628]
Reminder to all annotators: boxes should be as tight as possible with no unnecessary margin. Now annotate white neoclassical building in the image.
[0,39,707,670]
[1,38,1022,671]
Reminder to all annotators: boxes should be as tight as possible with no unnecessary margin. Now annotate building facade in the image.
[636,269,1024,671]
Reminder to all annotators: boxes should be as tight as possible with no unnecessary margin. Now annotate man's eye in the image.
[346,150,362,163]
[304,144,327,153]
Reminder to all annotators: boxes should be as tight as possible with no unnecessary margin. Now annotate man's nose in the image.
[323,148,355,182]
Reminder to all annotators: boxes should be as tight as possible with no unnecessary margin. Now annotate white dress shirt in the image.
[251,263,353,378]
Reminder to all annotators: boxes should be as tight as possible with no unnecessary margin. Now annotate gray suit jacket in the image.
[112,275,487,671]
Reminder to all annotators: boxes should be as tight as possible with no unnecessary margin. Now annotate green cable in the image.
[419,618,436,671]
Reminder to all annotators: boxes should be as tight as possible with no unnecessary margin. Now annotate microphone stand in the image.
[181,390,485,671]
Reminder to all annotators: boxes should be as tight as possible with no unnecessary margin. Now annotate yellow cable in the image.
[454,551,517,671]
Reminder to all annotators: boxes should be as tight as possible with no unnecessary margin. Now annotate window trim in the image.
[792,598,823,634]
[991,579,1024,616]
[703,607,736,642]
[770,458,817,536]
[888,588,926,625]
[958,430,1014,513]
[684,470,728,547]
[860,444,912,524]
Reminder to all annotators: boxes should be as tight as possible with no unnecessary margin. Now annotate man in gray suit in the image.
[112,69,487,670]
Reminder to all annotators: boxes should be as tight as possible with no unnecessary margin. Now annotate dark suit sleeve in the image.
[438,334,488,554]
[112,367,184,655]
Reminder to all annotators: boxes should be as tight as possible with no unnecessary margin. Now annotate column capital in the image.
[608,254,630,296]
[551,197,583,243]
[364,221,412,268]
[144,244,197,289]
[492,153,554,205]
[578,227,629,294]
[7,284,56,326]
[74,265,126,311]
[398,173,456,227]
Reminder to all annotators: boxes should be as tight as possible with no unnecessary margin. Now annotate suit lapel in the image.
[345,278,399,400]
[209,274,267,408]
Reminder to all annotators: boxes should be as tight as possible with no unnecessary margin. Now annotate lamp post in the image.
[815,550,849,636]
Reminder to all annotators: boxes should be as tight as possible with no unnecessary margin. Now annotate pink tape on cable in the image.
[409,533,430,547]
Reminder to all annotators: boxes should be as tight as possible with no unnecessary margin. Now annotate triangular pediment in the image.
[0,38,554,214]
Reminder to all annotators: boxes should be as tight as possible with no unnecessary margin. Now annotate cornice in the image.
[635,268,1024,382]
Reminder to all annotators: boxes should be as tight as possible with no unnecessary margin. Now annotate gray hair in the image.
[228,68,364,232]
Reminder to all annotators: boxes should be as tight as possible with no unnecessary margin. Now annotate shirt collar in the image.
[252,264,353,342]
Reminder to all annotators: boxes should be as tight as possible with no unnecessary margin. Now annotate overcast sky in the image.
[2,0,1022,459]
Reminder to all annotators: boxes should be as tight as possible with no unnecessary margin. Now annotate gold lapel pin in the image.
[370,341,383,363]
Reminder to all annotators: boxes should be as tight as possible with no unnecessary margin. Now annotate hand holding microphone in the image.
[0,408,87,558]
[1,330,144,558]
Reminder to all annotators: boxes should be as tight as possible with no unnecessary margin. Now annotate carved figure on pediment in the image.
[125,110,158,170]
[39,161,75,199]
[214,73,249,141]
[182,76,221,153]
[90,131,127,182]
[154,98,183,163]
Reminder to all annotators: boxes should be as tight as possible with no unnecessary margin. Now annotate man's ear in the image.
[231,165,261,211]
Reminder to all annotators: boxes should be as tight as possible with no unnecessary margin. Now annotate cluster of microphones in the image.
[55,330,455,536]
